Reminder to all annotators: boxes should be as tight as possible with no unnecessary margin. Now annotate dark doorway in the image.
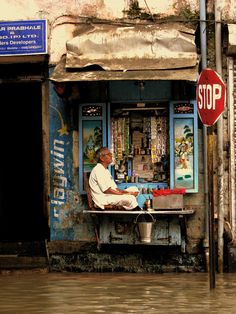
[0,82,48,241]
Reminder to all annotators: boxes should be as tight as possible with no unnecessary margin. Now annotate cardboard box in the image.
[152,194,183,210]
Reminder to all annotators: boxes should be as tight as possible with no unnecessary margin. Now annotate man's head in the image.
[95,147,112,166]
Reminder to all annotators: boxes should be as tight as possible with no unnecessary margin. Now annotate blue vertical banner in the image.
[49,77,74,240]
[0,20,47,55]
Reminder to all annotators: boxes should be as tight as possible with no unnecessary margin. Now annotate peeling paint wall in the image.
[0,0,235,64]
[48,76,97,242]
[0,0,234,22]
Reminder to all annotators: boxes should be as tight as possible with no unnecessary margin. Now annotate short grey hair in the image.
[95,147,109,162]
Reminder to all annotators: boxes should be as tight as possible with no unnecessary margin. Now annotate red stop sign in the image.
[196,68,225,126]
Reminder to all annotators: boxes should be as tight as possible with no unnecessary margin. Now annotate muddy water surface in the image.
[0,272,235,313]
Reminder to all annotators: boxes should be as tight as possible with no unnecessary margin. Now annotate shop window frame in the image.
[169,100,198,193]
[79,103,107,194]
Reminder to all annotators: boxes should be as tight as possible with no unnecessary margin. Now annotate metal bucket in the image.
[134,213,156,243]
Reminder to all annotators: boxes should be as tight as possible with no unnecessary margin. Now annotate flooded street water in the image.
[0,271,236,313]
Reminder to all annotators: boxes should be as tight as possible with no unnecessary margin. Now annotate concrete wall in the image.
[0,0,235,64]
[1,0,234,21]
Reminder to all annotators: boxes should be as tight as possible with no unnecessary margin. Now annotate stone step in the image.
[0,255,48,269]
[227,244,236,272]
[0,241,47,256]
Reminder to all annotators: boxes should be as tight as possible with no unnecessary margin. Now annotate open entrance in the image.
[0,82,48,241]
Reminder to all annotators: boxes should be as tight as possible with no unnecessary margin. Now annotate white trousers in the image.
[103,186,139,210]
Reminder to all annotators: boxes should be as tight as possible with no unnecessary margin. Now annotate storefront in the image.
[49,22,202,250]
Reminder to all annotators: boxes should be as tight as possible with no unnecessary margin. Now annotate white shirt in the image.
[89,163,139,210]
[89,163,117,208]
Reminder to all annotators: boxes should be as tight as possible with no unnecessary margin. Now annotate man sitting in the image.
[89,147,140,210]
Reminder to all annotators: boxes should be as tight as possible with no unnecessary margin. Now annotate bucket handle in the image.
[134,212,156,224]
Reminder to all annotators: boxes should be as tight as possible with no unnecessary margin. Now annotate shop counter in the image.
[83,208,195,250]
[83,209,194,215]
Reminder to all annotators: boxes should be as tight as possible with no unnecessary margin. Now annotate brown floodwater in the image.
[0,271,235,313]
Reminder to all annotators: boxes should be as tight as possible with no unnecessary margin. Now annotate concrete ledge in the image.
[0,256,48,269]
[47,241,96,254]
[227,244,236,272]
[83,209,195,215]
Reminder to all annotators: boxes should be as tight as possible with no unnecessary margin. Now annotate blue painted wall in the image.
[49,79,74,240]
[49,75,96,242]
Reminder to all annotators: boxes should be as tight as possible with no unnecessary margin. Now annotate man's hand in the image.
[127,191,139,197]
[107,188,139,197]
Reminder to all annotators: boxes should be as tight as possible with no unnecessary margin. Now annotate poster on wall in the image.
[79,103,106,194]
[174,118,194,189]
[169,101,198,193]
[82,120,103,173]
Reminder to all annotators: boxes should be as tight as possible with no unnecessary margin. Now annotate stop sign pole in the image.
[196,68,225,289]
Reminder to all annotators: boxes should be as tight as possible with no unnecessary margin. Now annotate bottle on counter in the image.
[145,199,151,211]
[140,138,146,155]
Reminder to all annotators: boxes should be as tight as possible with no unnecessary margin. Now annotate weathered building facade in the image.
[0,0,236,272]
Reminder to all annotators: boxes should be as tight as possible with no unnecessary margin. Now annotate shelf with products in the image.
[110,102,169,186]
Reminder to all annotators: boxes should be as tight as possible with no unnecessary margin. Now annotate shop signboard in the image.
[196,68,225,126]
[0,20,47,56]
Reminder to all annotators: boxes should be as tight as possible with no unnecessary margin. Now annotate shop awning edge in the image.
[50,56,199,82]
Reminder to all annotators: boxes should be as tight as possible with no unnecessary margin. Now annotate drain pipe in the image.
[199,0,210,272]
[227,58,236,241]
[215,0,224,273]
